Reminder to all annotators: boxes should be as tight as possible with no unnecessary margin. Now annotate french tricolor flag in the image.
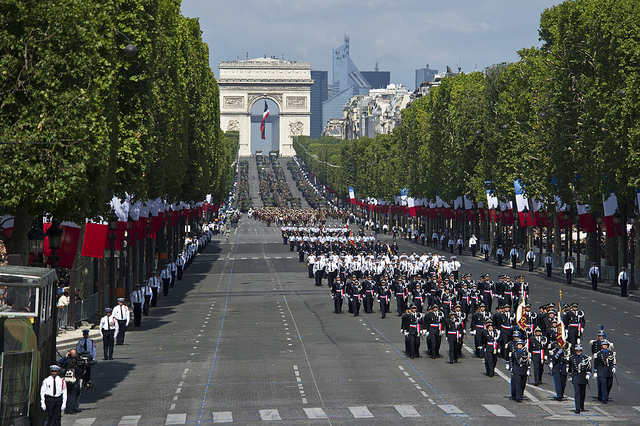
[260,101,269,140]
[349,186,356,205]
[514,180,533,227]
[603,193,622,237]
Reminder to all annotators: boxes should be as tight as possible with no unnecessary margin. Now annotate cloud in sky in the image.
[180,0,563,89]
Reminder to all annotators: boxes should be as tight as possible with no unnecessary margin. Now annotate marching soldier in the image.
[378,279,392,319]
[548,341,570,401]
[590,328,614,399]
[401,304,422,359]
[564,303,585,346]
[593,340,616,403]
[471,303,490,357]
[330,275,345,314]
[507,339,530,402]
[445,311,463,364]
[568,344,591,414]
[480,320,500,377]
[529,327,547,386]
[425,304,444,359]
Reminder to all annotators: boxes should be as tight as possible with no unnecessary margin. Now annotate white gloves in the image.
[549,362,553,369]
[612,367,616,374]
[593,372,598,378]
[61,405,66,412]
[586,373,591,380]
[470,330,476,336]
[527,370,531,376]
[41,403,46,411]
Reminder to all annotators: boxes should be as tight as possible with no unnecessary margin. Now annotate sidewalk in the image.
[56,327,102,353]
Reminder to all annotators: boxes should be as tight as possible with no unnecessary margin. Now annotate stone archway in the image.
[219,57,313,156]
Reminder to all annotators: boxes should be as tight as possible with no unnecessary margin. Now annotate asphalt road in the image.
[61,217,640,426]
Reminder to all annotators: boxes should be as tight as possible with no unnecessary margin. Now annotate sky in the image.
[180,0,564,90]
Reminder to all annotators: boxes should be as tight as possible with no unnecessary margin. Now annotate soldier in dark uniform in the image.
[330,275,345,314]
[378,279,391,319]
[412,282,425,313]
[529,327,547,386]
[348,277,362,316]
[479,275,494,312]
[590,329,613,401]
[565,303,585,347]
[471,303,490,357]
[593,340,616,403]
[548,341,570,401]
[361,275,375,314]
[507,339,530,402]
[445,311,463,364]
[425,305,443,359]
[568,344,591,413]
[402,304,423,359]
[480,320,500,377]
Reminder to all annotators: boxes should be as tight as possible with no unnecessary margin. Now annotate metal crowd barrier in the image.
[56,292,99,332]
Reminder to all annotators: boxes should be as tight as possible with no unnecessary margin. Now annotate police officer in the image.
[130,284,144,327]
[99,307,119,360]
[148,271,161,307]
[545,253,553,277]
[175,252,185,280]
[563,258,575,285]
[160,263,172,296]
[568,344,591,414]
[593,340,616,403]
[330,275,345,314]
[496,245,504,266]
[588,262,600,291]
[510,245,519,269]
[618,267,629,297]
[40,365,67,426]
[112,298,129,345]
[529,327,547,386]
[526,248,536,272]
[445,311,462,364]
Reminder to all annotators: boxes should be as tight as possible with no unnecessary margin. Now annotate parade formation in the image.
[273,214,621,413]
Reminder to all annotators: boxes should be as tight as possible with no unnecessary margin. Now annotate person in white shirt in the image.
[526,248,536,272]
[483,242,491,261]
[545,253,553,277]
[41,365,67,425]
[112,298,130,345]
[99,308,119,360]
[168,259,177,287]
[588,262,600,291]
[130,284,144,327]
[160,263,172,296]
[563,259,575,285]
[510,246,519,269]
[148,271,161,307]
[176,253,185,281]
[496,246,504,266]
[76,329,97,387]
[469,234,478,257]
[618,267,629,297]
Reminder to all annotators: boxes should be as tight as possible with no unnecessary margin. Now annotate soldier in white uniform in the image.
[41,365,67,425]
[112,298,130,345]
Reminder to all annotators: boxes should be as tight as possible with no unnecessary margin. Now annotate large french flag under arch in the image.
[260,101,270,139]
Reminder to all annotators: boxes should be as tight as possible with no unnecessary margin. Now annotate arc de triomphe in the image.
[219,58,312,156]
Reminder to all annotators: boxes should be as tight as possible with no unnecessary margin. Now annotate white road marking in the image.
[259,409,282,421]
[482,404,515,417]
[165,413,187,425]
[72,419,96,426]
[349,406,374,418]
[212,412,233,423]
[303,407,327,419]
[118,416,141,426]
[394,405,420,417]
[438,405,466,416]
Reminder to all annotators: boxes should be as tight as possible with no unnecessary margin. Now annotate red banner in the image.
[81,223,108,259]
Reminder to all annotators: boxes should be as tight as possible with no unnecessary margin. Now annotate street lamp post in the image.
[629,213,637,290]
[108,213,118,308]
[46,220,63,361]
[563,209,570,263]
[27,220,45,266]
[539,207,547,265]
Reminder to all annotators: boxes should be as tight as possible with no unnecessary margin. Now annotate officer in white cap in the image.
[112,297,129,345]
[99,308,119,360]
[40,364,67,425]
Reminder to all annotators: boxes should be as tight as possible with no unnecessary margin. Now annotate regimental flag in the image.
[557,289,567,347]
[260,101,269,140]
[516,298,527,331]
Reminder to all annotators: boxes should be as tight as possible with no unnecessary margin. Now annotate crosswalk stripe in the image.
[212,411,233,423]
[349,406,374,418]
[482,404,515,417]
[259,409,282,421]
[165,413,187,425]
[634,406,640,412]
[303,408,327,419]
[118,415,141,426]
[438,405,465,415]
[72,419,96,426]
[394,405,420,417]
